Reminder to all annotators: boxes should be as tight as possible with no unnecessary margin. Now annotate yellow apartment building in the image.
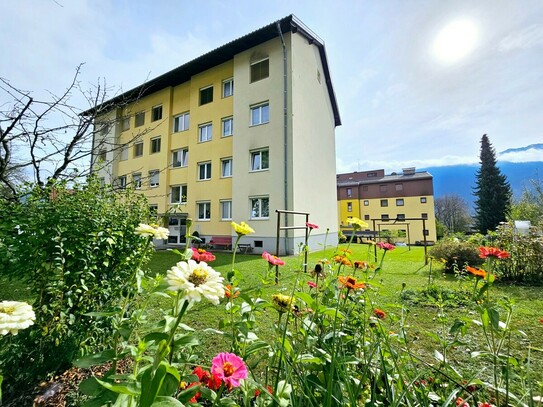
[337,168,437,244]
[90,15,341,255]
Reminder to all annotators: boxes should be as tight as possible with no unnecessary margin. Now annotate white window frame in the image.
[199,123,212,142]
[250,58,269,83]
[152,105,163,122]
[173,112,190,132]
[118,175,127,189]
[170,185,187,204]
[221,158,232,178]
[222,117,233,137]
[221,200,232,220]
[150,137,161,154]
[149,170,159,188]
[199,86,213,105]
[250,102,269,126]
[198,162,212,181]
[133,173,142,189]
[197,201,211,221]
[172,148,188,168]
[250,197,270,219]
[222,78,233,97]
[250,149,269,172]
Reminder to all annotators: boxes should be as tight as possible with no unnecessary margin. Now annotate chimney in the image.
[402,167,416,175]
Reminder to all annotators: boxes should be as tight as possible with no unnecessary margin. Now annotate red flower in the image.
[373,308,386,320]
[191,247,216,263]
[456,397,470,407]
[225,284,240,299]
[377,242,395,251]
[306,222,319,230]
[307,281,317,289]
[478,403,495,407]
[262,251,285,266]
[539,319,543,324]
[479,246,510,259]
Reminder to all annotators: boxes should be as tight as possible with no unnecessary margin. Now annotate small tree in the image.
[435,194,472,234]
[510,177,543,224]
[473,134,512,234]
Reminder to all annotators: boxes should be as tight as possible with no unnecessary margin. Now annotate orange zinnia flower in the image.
[466,266,487,278]
[338,275,366,290]
[479,246,510,259]
[373,308,386,320]
[224,285,239,299]
[333,255,352,267]
[354,261,368,269]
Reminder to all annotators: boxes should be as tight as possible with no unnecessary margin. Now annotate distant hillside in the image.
[420,161,543,210]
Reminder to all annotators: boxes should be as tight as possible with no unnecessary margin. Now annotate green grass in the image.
[147,243,543,373]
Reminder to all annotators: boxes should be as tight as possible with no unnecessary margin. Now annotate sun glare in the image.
[432,19,479,64]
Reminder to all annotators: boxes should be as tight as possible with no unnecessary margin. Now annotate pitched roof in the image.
[84,15,341,126]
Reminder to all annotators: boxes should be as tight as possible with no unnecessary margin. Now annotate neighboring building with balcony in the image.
[89,15,341,255]
[337,168,437,244]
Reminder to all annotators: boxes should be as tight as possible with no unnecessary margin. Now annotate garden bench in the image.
[209,236,232,250]
[237,243,253,254]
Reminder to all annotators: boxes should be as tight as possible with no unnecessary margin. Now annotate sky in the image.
[2,0,543,174]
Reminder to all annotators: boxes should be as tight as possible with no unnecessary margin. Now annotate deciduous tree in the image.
[435,194,472,234]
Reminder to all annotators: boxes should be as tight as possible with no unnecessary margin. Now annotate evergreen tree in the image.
[473,134,512,234]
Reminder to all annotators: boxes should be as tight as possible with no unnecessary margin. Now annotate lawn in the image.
[146,243,543,377]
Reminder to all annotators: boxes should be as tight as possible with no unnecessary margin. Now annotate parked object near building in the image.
[88,15,340,255]
[337,168,437,244]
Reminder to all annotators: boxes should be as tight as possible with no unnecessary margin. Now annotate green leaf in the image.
[294,292,316,308]
[151,397,185,406]
[488,307,500,331]
[144,332,170,343]
[95,377,140,396]
[244,341,269,356]
[74,349,116,368]
[140,363,168,407]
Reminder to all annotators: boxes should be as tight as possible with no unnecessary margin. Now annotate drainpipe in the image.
[277,21,289,255]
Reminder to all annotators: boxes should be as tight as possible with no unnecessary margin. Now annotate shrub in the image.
[428,238,483,273]
[0,178,152,397]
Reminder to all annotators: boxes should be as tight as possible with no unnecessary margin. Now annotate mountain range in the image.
[420,144,543,210]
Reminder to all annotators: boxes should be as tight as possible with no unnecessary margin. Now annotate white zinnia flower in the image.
[276,380,293,406]
[135,223,169,240]
[0,301,36,335]
[166,259,225,305]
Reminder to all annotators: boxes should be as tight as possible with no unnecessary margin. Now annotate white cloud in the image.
[498,24,543,52]
[337,155,480,174]
[499,149,543,163]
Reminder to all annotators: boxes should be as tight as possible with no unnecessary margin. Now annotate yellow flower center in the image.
[189,268,208,286]
[0,305,15,314]
[223,361,235,377]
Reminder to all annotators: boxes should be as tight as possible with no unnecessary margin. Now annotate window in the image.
[381,214,389,220]
[363,200,369,206]
[133,173,142,189]
[198,202,211,220]
[250,59,269,82]
[223,78,233,97]
[347,202,352,212]
[198,162,212,180]
[423,229,430,236]
[149,205,158,215]
[199,123,212,142]
[120,145,128,161]
[100,123,109,135]
[172,148,188,168]
[222,117,233,137]
[118,175,127,189]
[346,188,352,198]
[98,149,107,161]
[380,199,388,207]
[250,197,269,219]
[364,215,370,220]
[152,105,163,122]
[134,142,143,157]
[151,137,161,154]
[254,240,263,248]
[367,172,377,177]
[122,117,130,131]
[173,112,190,132]
[251,149,269,171]
[171,185,187,204]
[251,103,269,126]
[221,200,232,220]
[149,170,159,187]
[397,214,405,220]
[422,213,428,220]
[99,177,105,186]
[135,111,145,127]
[200,86,213,105]
[395,183,403,191]
[420,197,427,203]
[221,158,232,177]
[380,185,387,192]
[396,198,404,206]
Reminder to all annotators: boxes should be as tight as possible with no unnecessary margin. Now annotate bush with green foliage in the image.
[0,178,152,397]
[428,238,484,273]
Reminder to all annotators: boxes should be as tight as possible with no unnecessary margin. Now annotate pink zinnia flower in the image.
[307,281,317,289]
[306,222,319,230]
[191,247,216,263]
[211,352,248,388]
[262,251,285,266]
[479,246,510,259]
[376,242,395,251]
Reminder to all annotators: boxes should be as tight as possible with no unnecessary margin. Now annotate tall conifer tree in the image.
[473,134,512,233]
